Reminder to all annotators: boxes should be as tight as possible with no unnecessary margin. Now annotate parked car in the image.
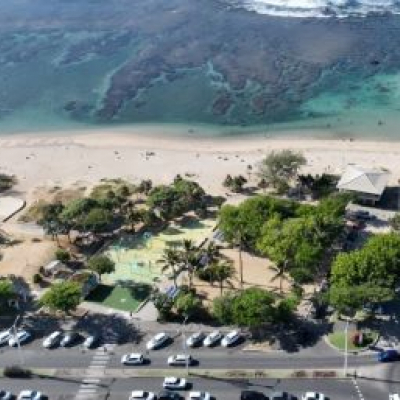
[146,332,170,350]
[17,391,42,400]
[121,353,145,365]
[203,330,222,347]
[162,377,187,390]
[389,395,400,400]
[221,330,241,347]
[167,354,193,366]
[9,330,31,347]
[378,349,399,362]
[42,331,63,348]
[128,390,156,400]
[271,392,296,400]
[0,390,12,400]
[240,390,266,400]
[83,334,100,349]
[186,332,205,347]
[158,391,181,400]
[60,332,80,347]
[188,391,211,400]
[301,392,325,400]
[0,330,12,346]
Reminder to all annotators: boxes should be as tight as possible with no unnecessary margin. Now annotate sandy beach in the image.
[0,127,400,203]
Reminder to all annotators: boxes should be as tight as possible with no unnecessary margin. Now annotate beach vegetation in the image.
[147,175,206,220]
[175,291,202,317]
[257,150,306,191]
[55,248,71,263]
[223,174,248,193]
[298,173,339,199]
[40,281,82,314]
[0,279,14,304]
[87,254,115,281]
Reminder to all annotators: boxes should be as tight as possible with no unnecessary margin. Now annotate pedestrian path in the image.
[74,326,119,399]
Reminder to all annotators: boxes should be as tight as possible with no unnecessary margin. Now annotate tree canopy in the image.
[329,233,400,312]
[257,150,306,191]
[0,279,14,303]
[147,176,206,220]
[389,213,400,233]
[40,281,82,313]
[87,255,115,279]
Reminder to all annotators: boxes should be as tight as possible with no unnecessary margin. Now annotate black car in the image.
[158,390,182,400]
[241,390,267,400]
[271,392,296,400]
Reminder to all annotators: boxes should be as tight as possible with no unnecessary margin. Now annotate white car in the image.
[390,395,400,400]
[42,331,63,348]
[162,376,187,390]
[146,332,169,350]
[129,390,156,400]
[221,330,241,347]
[121,353,145,365]
[9,330,31,347]
[189,391,211,400]
[302,392,326,400]
[203,330,222,347]
[186,332,205,347]
[0,330,12,346]
[167,354,193,366]
[60,332,79,347]
[17,391,42,400]
[0,390,12,400]
[83,335,99,349]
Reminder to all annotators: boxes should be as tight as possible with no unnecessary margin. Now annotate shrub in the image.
[55,248,70,263]
[33,273,42,285]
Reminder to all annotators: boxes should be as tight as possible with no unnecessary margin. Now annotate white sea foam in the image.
[228,0,400,17]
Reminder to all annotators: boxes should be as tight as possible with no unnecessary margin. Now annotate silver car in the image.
[146,332,169,350]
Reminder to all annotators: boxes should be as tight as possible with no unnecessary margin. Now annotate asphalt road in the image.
[1,376,394,400]
[0,335,377,370]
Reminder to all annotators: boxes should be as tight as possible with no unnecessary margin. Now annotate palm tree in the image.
[210,261,236,295]
[269,261,290,294]
[124,201,142,232]
[158,247,181,287]
[203,241,220,264]
[235,230,244,290]
[180,239,199,290]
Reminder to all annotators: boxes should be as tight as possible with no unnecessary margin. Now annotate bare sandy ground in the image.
[1,127,400,204]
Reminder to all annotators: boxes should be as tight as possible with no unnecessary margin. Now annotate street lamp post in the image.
[12,315,24,365]
[344,319,350,377]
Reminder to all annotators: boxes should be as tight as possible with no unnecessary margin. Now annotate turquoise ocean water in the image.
[1,0,400,139]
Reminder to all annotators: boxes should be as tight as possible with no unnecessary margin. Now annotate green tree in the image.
[257,150,306,191]
[231,288,276,328]
[88,255,115,281]
[208,261,236,295]
[55,248,70,263]
[175,292,202,317]
[40,281,81,314]
[212,292,235,325]
[0,279,14,304]
[329,284,393,315]
[152,289,174,321]
[179,239,199,290]
[158,247,182,287]
[81,207,112,234]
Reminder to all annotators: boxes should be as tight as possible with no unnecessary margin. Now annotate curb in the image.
[42,368,349,380]
[324,331,380,355]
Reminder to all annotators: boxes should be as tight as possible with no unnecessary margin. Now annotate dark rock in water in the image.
[212,91,232,116]
[370,59,380,66]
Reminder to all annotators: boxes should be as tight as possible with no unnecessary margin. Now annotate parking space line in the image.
[352,377,365,400]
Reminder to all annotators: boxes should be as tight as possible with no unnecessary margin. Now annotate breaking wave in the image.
[227,0,400,17]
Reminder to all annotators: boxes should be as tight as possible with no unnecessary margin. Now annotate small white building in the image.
[337,164,390,205]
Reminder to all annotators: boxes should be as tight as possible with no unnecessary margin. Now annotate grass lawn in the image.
[86,283,151,312]
[328,330,379,351]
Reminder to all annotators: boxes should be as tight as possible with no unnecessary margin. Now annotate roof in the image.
[44,260,65,272]
[337,165,389,196]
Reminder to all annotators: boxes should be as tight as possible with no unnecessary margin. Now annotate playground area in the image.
[101,217,215,285]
